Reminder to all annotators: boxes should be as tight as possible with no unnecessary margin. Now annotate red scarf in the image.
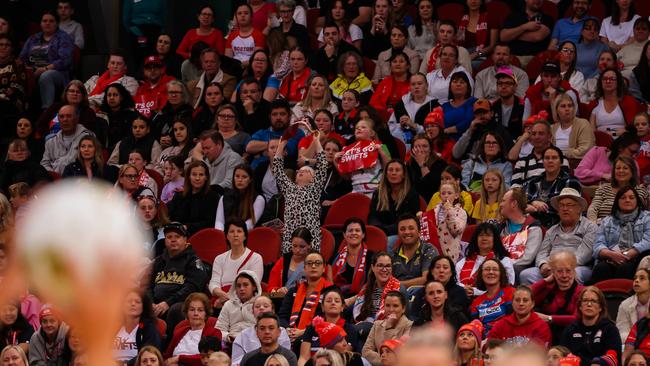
[357,276,401,320]
[458,13,489,49]
[459,252,494,287]
[332,243,368,294]
[419,210,442,254]
[426,43,443,73]
[89,70,126,96]
[290,277,332,330]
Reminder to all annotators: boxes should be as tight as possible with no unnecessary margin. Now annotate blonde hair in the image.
[440,182,462,206]
[551,93,576,123]
[207,352,231,366]
[0,193,14,232]
[476,169,505,223]
[301,74,333,114]
[314,349,346,366]
[0,345,28,366]
[263,354,290,366]
[376,160,411,211]
[8,182,30,199]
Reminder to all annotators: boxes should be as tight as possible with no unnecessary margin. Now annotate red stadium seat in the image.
[394,137,406,160]
[155,318,167,337]
[593,279,633,294]
[365,225,388,252]
[526,50,559,82]
[307,8,320,35]
[594,130,613,147]
[419,196,427,212]
[146,169,164,199]
[321,227,336,262]
[362,57,376,81]
[636,0,650,17]
[48,171,61,181]
[486,1,512,29]
[189,228,228,265]
[323,192,371,230]
[247,227,282,265]
[541,0,559,21]
[461,224,477,243]
[436,3,464,25]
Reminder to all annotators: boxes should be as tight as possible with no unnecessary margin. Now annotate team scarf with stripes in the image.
[289,277,331,330]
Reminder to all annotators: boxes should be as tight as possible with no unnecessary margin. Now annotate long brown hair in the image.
[376,159,411,211]
[183,160,210,197]
[231,164,258,225]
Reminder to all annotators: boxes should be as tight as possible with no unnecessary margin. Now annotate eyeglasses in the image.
[375,264,392,270]
[305,260,324,267]
[122,174,138,181]
[602,77,617,83]
[483,267,500,272]
[582,299,600,305]
[559,203,578,209]
[67,89,82,94]
[561,48,575,54]
[218,114,236,120]
[168,91,182,95]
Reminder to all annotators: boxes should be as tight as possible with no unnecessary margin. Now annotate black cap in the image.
[164,222,187,237]
[541,60,561,75]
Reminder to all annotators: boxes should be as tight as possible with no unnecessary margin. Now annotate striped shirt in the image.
[587,184,649,221]
[511,150,570,187]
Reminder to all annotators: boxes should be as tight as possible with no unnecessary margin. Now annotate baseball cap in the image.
[144,55,163,67]
[164,222,187,237]
[473,99,491,112]
[541,60,561,75]
[495,65,517,84]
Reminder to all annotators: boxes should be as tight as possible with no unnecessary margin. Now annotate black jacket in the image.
[310,41,359,82]
[368,187,421,236]
[559,318,621,366]
[407,157,447,202]
[125,317,162,366]
[492,97,525,139]
[167,189,220,236]
[148,246,208,306]
[0,159,51,194]
[62,160,110,181]
[236,99,271,135]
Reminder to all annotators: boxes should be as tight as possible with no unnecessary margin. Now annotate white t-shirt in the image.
[599,14,641,46]
[555,125,572,152]
[173,329,203,356]
[114,326,138,362]
[591,99,626,132]
[519,141,534,159]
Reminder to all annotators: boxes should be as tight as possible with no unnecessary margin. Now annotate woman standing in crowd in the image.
[273,130,327,252]
[209,219,264,308]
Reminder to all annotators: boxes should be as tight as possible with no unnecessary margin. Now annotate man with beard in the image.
[134,55,175,118]
[473,43,529,100]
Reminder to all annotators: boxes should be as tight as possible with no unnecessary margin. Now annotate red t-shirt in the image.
[251,2,276,33]
[626,322,650,358]
[279,68,313,104]
[176,28,225,59]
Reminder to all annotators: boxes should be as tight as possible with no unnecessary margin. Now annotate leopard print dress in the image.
[272,151,327,253]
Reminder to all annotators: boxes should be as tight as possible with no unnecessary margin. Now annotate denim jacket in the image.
[593,210,650,260]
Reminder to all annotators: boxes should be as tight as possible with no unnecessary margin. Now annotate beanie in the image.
[380,339,403,353]
[39,304,58,321]
[424,107,444,129]
[313,316,347,349]
[590,350,618,366]
[457,319,484,344]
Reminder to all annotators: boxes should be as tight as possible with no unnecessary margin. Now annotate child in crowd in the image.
[434,182,468,262]
[8,182,30,223]
[334,89,361,139]
[471,169,505,224]
[636,112,650,180]
[337,119,390,196]
[427,165,474,214]
[160,156,185,204]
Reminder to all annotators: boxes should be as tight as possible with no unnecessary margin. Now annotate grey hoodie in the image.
[204,142,243,189]
[40,124,93,174]
[216,270,262,341]
[29,321,70,366]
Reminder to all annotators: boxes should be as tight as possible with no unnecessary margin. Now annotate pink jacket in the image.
[574,146,611,185]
